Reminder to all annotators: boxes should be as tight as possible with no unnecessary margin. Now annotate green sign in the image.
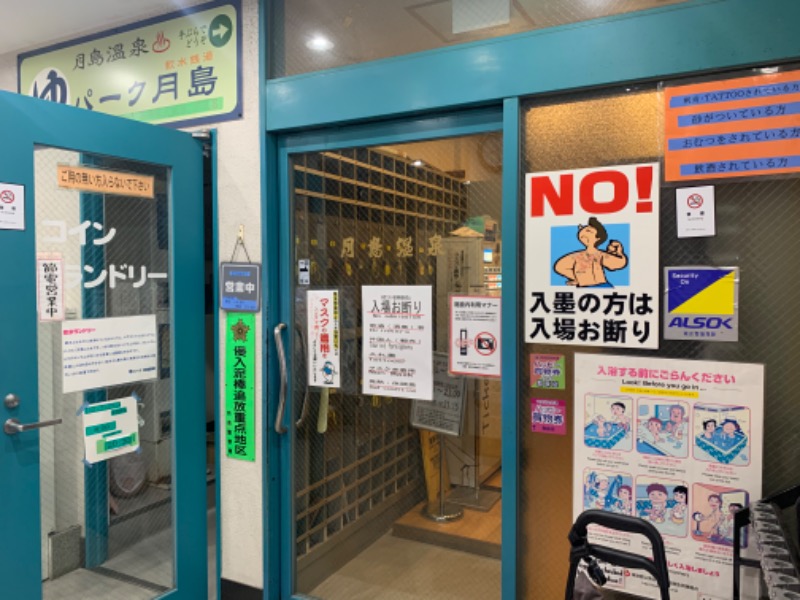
[19,0,240,126]
[531,353,566,390]
[226,312,255,461]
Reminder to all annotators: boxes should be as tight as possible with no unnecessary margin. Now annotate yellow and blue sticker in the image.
[664,267,739,342]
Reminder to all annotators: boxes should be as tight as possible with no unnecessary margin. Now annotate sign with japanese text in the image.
[82,396,140,464]
[573,353,764,600]
[62,315,158,393]
[219,262,261,312]
[0,181,25,231]
[531,398,566,435]
[411,353,466,436]
[664,267,739,342]
[19,0,241,127]
[307,290,341,388]
[449,295,501,378]
[676,186,715,238]
[664,69,800,182]
[39,217,166,290]
[362,285,433,400]
[57,165,154,199]
[225,313,255,461]
[525,163,660,349]
[37,254,65,321]
[531,353,566,390]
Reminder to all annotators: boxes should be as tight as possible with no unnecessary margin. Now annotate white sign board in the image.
[62,315,158,393]
[82,396,140,464]
[411,353,466,436]
[37,254,65,321]
[525,163,660,349]
[362,285,433,400]
[307,289,341,388]
[573,353,764,600]
[449,295,501,377]
[676,186,715,238]
[0,182,25,230]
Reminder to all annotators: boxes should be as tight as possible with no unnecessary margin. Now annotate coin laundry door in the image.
[0,92,207,600]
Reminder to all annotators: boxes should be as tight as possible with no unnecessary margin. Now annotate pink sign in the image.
[531,398,567,435]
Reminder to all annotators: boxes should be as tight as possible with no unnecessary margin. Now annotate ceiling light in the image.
[306,35,334,52]
[412,159,424,167]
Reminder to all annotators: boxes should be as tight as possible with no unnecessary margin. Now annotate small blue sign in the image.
[220,262,260,312]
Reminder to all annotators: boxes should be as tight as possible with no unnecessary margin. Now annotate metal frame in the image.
[261,1,800,598]
[270,107,503,599]
[0,91,207,600]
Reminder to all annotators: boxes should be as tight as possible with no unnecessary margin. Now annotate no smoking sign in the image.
[0,182,25,231]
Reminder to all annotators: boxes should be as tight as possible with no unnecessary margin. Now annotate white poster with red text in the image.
[573,353,764,600]
[525,163,660,348]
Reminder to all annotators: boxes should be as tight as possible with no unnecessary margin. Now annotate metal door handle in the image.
[274,323,288,434]
[4,417,63,435]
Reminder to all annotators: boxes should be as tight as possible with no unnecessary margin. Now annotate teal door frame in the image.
[0,91,208,600]
[266,105,512,599]
[262,1,800,598]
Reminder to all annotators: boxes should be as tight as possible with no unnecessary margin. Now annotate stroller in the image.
[566,509,671,600]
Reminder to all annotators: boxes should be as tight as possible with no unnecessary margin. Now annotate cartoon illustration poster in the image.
[573,354,764,600]
[525,163,660,349]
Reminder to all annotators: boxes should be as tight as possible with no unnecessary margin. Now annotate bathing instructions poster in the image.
[573,353,764,600]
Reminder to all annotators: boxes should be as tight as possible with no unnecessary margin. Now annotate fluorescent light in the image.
[306,35,334,52]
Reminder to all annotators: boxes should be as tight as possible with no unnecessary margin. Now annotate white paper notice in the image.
[37,254,65,321]
[573,353,764,600]
[449,295,501,377]
[362,285,433,400]
[676,186,715,238]
[0,182,25,230]
[82,396,140,464]
[307,289,341,388]
[62,315,158,393]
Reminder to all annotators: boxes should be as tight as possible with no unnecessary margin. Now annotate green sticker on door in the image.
[226,313,255,461]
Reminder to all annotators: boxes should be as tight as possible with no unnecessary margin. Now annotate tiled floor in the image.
[43,508,217,600]
[310,533,501,600]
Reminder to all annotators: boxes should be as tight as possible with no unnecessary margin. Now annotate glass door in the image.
[274,114,506,599]
[0,92,207,600]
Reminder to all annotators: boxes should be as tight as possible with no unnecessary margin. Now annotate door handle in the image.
[274,323,288,434]
[4,417,63,435]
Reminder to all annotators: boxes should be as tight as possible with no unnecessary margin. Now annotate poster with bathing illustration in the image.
[693,404,750,466]
[583,394,632,451]
[583,468,634,515]
[691,483,749,547]
[635,475,689,537]
[636,399,690,458]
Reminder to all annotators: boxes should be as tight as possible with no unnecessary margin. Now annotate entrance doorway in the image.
[278,131,504,599]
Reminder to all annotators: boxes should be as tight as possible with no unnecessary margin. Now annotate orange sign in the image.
[57,165,154,199]
[664,70,800,182]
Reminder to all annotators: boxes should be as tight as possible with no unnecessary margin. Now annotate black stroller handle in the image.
[566,509,671,600]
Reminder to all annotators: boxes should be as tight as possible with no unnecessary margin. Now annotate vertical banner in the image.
[573,353,764,599]
[525,163,660,349]
[37,253,65,321]
[362,285,433,400]
[225,313,255,461]
[449,295,501,377]
[307,289,341,388]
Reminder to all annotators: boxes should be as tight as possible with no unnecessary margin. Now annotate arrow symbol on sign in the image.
[212,24,229,39]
